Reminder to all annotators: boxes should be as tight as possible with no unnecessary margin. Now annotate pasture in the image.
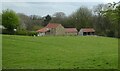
[2,35,118,69]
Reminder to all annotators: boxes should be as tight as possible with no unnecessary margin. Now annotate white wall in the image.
[79,30,83,36]
[37,32,45,36]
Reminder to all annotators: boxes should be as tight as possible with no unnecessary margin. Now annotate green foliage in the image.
[15,29,28,35]
[2,9,20,30]
[0,13,2,25]
[27,31,37,36]
[3,3,119,38]
[18,13,43,31]
[2,29,14,34]
[116,4,120,37]
[104,2,120,37]
[15,29,37,36]
[66,7,93,30]
[93,2,120,38]
[32,25,43,31]
[50,3,119,38]
[3,35,118,69]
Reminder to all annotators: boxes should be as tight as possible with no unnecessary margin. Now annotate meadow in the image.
[2,35,118,69]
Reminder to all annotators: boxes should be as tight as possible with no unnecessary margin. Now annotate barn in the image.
[65,28,78,36]
[79,28,95,36]
[36,23,65,36]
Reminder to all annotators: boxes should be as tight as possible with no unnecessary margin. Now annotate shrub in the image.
[15,29,28,36]
[27,31,37,36]
[15,29,37,36]
[2,29,15,35]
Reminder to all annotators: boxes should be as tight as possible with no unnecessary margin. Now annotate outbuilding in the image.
[79,28,95,36]
[36,27,50,36]
[65,28,78,36]
[36,23,65,36]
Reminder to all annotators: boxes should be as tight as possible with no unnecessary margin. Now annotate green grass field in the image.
[2,35,118,69]
[0,35,2,70]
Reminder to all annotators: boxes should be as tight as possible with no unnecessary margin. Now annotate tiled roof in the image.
[65,28,78,33]
[45,23,60,28]
[36,23,61,33]
[36,27,49,33]
[80,28,95,32]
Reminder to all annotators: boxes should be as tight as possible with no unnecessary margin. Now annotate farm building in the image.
[79,28,95,36]
[36,23,65,36]
[65,28,78,36]
[36,27,49,36]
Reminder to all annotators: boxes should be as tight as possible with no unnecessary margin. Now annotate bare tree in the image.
[53,12,66,18]
[68,7,93,30]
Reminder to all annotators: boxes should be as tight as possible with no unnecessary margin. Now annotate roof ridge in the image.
[45,23,61,28]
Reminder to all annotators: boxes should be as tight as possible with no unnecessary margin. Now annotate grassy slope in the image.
[2,35,118,69]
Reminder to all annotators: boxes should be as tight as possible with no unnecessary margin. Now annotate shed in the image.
[79,28,95,36]
[65,28,78,36]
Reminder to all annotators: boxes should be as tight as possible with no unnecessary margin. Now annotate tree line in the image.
[1,2,120,37]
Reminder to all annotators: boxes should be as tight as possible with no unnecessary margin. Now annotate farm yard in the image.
[2,35,118,69]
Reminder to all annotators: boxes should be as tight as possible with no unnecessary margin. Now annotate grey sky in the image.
[2,0,119,2]
[1,0,119,17]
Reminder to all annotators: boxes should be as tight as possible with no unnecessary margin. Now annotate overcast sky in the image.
[1,0,119,17]
[2,0,119,2]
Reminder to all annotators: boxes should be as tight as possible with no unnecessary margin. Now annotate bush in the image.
[15,29,37,36]
[15,30,28,36]
[27,31,37,36]
[2,29,37,36]
[2,29,15,35]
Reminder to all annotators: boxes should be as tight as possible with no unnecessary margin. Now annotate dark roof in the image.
[65,28,78,33]
[80,28,95,32]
